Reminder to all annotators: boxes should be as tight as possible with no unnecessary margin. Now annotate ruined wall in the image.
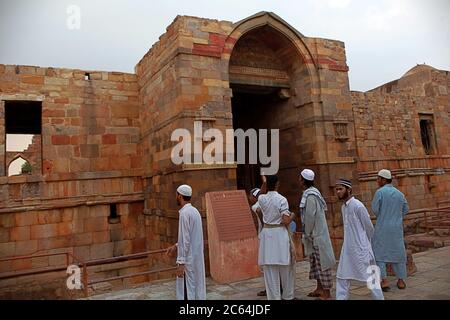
[5,135,42,176]
[137,16,237,252]
[0,65,146,297]
[352,68,450,210]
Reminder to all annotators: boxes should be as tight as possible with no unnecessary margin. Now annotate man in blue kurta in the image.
[372,169,409,291]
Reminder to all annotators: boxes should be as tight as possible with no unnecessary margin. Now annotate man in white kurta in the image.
[258,175,296,300]
[166,185,206,300]
[335,179,384,300]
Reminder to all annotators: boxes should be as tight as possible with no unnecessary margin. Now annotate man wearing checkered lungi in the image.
[300,169,336,300]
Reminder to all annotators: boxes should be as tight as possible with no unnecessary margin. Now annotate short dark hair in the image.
[302,178,314,188]
[386,179,393,184]
[266,175,279,191]
[177,193,192,202]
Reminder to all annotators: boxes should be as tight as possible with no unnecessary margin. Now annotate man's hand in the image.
[176,264,185,278]
[262,175,267,184]
[166,245,177,258]
[282,212,294,226]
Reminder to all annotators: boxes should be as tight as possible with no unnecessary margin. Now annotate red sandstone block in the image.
[0,260,12,273]
[12,259,32,272]
[92,231,110,244]
[102,134,117,145]
[10,226,31,241]
[43,109,66,117]
[131,238,146,253]
[109,157,131,170]
[31,256,49,269]
[15,240,38,256]
[0,214,15,228]
[37,211,61,224]
[90,243,114,259]
[15,212,38,227]
[37,237,70,251]
[73,233,92,246]
[329,64,350,72]
[113,240,133,256]
[0,242,16,257]
[74,245,91,261]
[51,135,70,145]
[50,118,64,125]
[209,33,226,47]
[20,75,44,85]
[49,255,66,267]
[130,156,142,169]
[57,222,73,236]
[84,217,109,233]
[31,224,59,239]
[192,44,222,58]
[54,97,69,104]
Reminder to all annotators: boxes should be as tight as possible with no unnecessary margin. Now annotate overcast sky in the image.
[0,0,449,92]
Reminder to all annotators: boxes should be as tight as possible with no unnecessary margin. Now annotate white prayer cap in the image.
[300,169,315,182]
[177,185,193,197]
[378,169,392,180]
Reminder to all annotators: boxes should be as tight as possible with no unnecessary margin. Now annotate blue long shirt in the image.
[372,184,409,263]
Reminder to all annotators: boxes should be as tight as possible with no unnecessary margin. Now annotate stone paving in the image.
[85,246,450,300]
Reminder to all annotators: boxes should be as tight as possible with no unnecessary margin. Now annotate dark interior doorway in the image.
[231,84,283,192]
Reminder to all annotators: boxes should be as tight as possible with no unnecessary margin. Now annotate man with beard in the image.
[166,184,206,300]
[335,179,384,300]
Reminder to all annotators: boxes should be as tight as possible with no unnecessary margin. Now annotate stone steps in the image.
[406,233,450,253]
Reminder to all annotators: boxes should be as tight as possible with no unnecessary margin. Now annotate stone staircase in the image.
[406,218,450,254]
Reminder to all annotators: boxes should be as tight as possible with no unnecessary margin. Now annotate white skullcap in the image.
[177,185,193,197]
[378,169,392,180]
[301,169,315,182]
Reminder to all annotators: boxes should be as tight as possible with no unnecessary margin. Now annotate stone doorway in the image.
[228,25,304,201]
[231,85,286,192]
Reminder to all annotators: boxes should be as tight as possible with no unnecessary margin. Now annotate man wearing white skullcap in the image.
[335,179,384,300]
[372,170,409,291]
[166,184,206,300]
[299,169,335,300]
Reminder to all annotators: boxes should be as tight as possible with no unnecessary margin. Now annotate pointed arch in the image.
[8,155,31,176]
[223,11,319,85]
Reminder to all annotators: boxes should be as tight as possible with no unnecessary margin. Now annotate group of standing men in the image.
[249,169,409,300]
[165,168,409,301]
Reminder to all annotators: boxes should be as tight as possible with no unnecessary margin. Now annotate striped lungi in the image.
[309,246,333,290]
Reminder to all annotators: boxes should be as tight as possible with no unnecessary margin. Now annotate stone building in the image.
[0,12,448,298]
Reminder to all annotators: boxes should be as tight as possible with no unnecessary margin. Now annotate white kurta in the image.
[258,192,291,266]
[176,203,206,300]
[337,197,376,282]
[258,191,295,300]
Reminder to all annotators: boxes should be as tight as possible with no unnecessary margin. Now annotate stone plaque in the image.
[206,191,257,242]
[205,190,260,284]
